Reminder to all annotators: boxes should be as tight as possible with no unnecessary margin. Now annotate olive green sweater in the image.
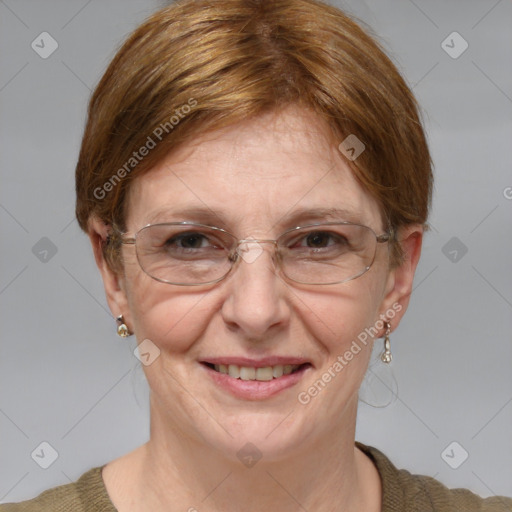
[1,443,511,511]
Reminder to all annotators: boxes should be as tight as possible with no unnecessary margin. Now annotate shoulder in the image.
[0,466,116,512]
[356,441,512,512]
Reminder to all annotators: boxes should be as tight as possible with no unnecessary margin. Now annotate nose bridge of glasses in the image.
[235,238,278,265]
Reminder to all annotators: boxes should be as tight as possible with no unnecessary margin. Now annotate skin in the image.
[89,106,423,512]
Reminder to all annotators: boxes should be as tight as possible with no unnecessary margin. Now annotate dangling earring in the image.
[380,321,392,363]
[359,318,398,408]
[116,315,131,338]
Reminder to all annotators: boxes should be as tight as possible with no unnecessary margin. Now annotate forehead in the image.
[126,106,383,234]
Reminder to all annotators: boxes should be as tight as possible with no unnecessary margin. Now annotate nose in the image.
[220,241,290,339]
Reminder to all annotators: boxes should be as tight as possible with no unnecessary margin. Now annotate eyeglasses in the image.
[115,221,392,286]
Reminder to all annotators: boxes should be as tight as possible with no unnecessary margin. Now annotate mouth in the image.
[199,358,313,400]
[201,362,312,382]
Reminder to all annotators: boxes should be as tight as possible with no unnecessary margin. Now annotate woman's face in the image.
[96,106,420,461]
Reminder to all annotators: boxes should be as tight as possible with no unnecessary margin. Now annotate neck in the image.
[129,396,381,512]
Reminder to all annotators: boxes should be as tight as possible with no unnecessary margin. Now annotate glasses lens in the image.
[278,224,377,284]
[135,224,235,285]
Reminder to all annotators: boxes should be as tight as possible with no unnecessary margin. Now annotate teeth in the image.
[212,363,303,381]
[228,364,240,378]
[255,367,273,381]
[272,365,284,378]
[239,366,256,380]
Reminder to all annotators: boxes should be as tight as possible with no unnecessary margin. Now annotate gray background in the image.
[1,0,511,504]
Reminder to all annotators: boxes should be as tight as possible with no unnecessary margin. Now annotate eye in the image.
[302,231,339,248]
[138,225,232,263]
[167,232,213,249]
[295,231,348,249]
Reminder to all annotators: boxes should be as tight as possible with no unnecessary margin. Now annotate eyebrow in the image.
[143,205,369,230]
[278,206,368,226]
[144,206,229,226]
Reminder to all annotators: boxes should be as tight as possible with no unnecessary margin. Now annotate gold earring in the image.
[116,315,131,338]
[380,321,392,364]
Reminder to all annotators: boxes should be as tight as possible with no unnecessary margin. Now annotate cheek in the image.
[296,276,385,356]
[132,289,215,353]
[123,253,215,354]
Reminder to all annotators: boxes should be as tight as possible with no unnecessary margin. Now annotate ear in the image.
[87,216,131,330]
[377,224,423,333]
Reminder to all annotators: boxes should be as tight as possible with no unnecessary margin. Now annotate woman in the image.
[2,0,510,510]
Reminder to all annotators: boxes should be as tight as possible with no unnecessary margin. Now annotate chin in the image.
[195,408,313,464]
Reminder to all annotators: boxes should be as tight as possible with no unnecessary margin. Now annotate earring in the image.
[116,315,131,338]
[380,321,392,363]
[359,318,398,408]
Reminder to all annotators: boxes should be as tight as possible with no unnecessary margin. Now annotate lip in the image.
[200,360,312,400]
[200,356,311,367]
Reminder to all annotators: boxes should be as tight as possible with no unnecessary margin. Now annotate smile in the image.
[200,360,312,400]
[203,363,308,381]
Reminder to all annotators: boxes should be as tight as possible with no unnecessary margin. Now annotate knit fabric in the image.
[1,442,511,511]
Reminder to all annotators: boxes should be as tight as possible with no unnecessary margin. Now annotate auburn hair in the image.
[75,0,433,269]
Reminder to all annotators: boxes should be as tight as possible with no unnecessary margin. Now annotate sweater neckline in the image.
[78,442,401,512]
[356,441,404,511]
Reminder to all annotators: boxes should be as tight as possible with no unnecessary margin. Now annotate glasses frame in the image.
[116,221,393,286]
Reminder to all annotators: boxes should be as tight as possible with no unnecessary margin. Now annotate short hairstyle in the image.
[75,0,433,271]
